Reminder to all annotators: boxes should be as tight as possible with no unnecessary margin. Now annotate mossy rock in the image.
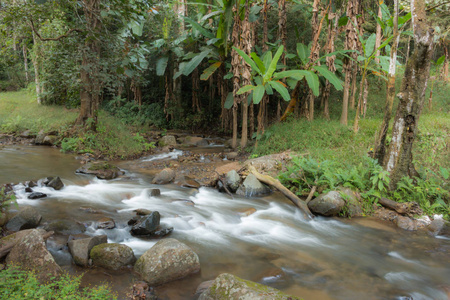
[198,273,301,300]
[90,243,136,270]
[76,162,124,180]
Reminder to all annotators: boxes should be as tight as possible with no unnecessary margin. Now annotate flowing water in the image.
[1,146,449,300]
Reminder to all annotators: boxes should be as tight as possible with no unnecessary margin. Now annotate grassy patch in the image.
[0,90,78,134]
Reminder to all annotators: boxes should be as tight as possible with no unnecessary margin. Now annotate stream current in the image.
[1,146,449,300]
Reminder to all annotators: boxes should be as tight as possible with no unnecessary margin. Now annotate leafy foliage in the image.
[0,266,116,299]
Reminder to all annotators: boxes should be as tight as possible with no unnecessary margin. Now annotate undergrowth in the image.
[0,266,117,299]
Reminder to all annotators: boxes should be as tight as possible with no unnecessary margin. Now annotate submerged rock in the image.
[236,174,271,197]
[129,281,158,300]
[28,192,47,199]
[198,273,300,300]
[90,243,136,270]
[134,238,200,286]
[68,235,107,267]
[146,189,161,197]
[152,168,175,184]
[5,206,42,231]
[44,219,86,235]
[308,191,345,217]
[96,217,116,229]
[76,162,124,180]
[6,229,62,282]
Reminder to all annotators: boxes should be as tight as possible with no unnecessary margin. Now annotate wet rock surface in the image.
[152,168,176,184]
[134,238,200,286]
[76,162,124,179]
[5,206,42,231]
[131,211,160,235]
[308,191,346,217]
[68,234,108,267]
[90,243,136,270]
[236,174,271,197]
[44,219,86,235]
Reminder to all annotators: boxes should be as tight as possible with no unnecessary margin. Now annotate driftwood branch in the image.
[378,198,423,216]
[248,165,314,219]
[30,18,83,42]
[305,186,317,204]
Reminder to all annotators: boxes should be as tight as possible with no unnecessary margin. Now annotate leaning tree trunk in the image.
[374,0,400,163]
[383,0,434,190]
[441,45,449,81]
[322,10,338,120]
[276,0,287,121]
[374,2,383,64]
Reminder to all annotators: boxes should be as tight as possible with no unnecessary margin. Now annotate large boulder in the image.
[90,243,136,270]
[43,135,58,146]
[134,238,200,286]
[243,152,292,176]
[236,174,271,197]
[76,162,124,180]
[44,219,86,235]
[0,228,47,259]
[131,212,160,236]
[68,234,107,267]
[198,273,300,300]
[225,170,240,192]
[5,206,42,231]
[308,191,345,217]
[152,168,175,184]
[338,187,363,217]
[159,135,177,147]
[427,218,450,237]
[5,229,62,282]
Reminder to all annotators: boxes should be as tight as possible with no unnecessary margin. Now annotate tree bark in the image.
[31,32,42,104]
[374,3,383,64]
[231,4,241,149]
[240,0,252,149]
[383,0,434,190]
[23,44,29,83]
[322,10,338,120]
[374,0,400,163]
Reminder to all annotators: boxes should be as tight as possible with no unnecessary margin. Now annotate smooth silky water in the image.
[1,146,449,300]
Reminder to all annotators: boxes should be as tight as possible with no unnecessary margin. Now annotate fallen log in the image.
[378,197,423,216]
[305,186,317,204]
[248,165,314,219]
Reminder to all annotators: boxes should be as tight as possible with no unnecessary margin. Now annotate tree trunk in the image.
[441,45,449,81]
[31,32,42,104]
[192,68,201,113]
[23,44,29,83]
[306,0,321,121]
[383,0,434,190]
[374,3,383,64]
[374,0,400,163]
[322,10,338,120]
[240,0,252,149]
[349,66,358,109]
[231,4,241,149]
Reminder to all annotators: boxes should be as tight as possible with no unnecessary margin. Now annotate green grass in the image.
[0,90,78,134]
[0,90,154,159]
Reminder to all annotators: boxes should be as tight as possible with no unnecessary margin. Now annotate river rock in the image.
[338,187,363,217]
[5,206,42,231]
[152,168,175,184]
[394,216,418,231]
[194,280,215,298]
[20,130,36,138]
[159,135,177,147]
[0,212,7,227]
[28,192,47,199]
[46,176,64,190]
[43,135,58,146]
[308,191,345,217]
[183,136,208,146]
[44,219,86,235]
[152,226,174,238]
[96,217,115,229]
[225,170,240,192]
[76,162,124,180]
[243,152,292,176]
[0,228,47,259]
[6,229,62,282]
[68,234,107,267]
[135,208,153,216]
[131,211,160,235]
[134,238,200,286]
[427,218,450,236]
[129,281,158,300]
[34,131,46,145]
[90,243,136,270]
[198,273,300,300]
[146,188,161,197]
[236,174,271,197]
[175,175,201,188]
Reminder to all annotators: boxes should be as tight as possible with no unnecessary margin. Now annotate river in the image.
[1,145,449,300]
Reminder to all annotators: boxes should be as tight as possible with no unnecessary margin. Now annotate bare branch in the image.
[29,17,82,42]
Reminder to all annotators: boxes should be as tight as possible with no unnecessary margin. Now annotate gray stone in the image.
[6,229,62,282]
[76,162,124,180]
[68,235,108,267]
[146,189,161,197]
[0,229,47,259]
[236,174,271,197]
[159,135,177,147]
[47,177,64,190]
[134,238,200,286]
[131,211,160,236]
[394,216,418,231]
[34,131,46,145]
[184,136,208,146]
[96,217,115,229]
[28,192,47,199]
[44,219,86,235]
[308,191,346,217]
[6,206,42,231]
[152,168,175,184]
[43,135,58,146]
[135,209,153,216]
[198,273,300,300]
[90,243,136,270]
[226,152,239,160]
[427,218,450,237]
[225,170,240,192]
[338,187,363,217]
[175,175,201,188]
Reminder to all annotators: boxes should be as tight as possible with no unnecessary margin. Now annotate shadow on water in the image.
[1,146,449,300]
